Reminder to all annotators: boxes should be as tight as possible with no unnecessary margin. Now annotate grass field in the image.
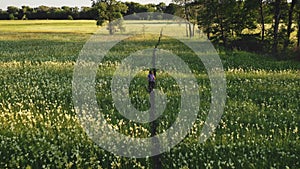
[0,20,299,168]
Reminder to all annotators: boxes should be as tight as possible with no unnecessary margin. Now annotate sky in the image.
[0,0,172,10]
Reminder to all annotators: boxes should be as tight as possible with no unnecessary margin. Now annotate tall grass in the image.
[0,20,299,168]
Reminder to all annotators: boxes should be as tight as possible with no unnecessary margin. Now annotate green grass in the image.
[0,20,97,34]
[0,20,299,168]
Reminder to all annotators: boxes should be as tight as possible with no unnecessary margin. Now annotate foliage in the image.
[1,1,300,57]
[0,2,180,21]
[92,0,127,34]
[195,0,300,57]
[0,6,98,20]
[0,20,299,168]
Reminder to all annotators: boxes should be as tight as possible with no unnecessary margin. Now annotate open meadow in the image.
[0,20,299,168]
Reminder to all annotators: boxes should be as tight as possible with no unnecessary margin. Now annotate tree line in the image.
[178,0,300,57]
[90,0,300,57]
[1,0,300,58]
[0,2,178,20]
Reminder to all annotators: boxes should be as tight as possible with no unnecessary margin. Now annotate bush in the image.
[8,13,15,20]
[230,34,267,53]
[67,15,73,20]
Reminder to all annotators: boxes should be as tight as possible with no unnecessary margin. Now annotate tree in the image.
[62,6,72,19]
[284,0,297,50]
[79,7,96,20]
[231,0,257,37]
[187,1,201,37]
[295,1,300,47]
[212,0,236,47]
[48,7,60,19]
[272,0,282,54]
[72,7,80,19]
[156,2,167,13]
[124,2,150,15]
[7,6,19,19]
[20,6,31,20]
[244,0,273,51]
[258,0,266,41]
[164,3,180,15]
[8,13,15,20]
[197,0,216,40]
[198,0,236,45]
[92,0,128,35]
[36,5,50,19]
[198,0,261,50]
[173,0,195,37]
[60,6,76,19]
[0,10,9,20]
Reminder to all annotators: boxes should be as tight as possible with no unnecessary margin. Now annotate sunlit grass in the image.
[0,20,98,34]
[0,20,299,168]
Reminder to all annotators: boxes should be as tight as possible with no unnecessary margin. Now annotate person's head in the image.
[149,70,153,74]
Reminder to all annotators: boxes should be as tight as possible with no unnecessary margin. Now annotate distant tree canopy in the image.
[0,2,179,20]
[0,5,97,20]
[1,0,300,57]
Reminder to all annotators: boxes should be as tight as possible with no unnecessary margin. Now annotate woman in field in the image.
[147,70,155,93]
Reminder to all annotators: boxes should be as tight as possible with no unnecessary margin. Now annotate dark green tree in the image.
[197,0,216,40]
[272,0,282,54]
[20,6,31,20]
[213,0,235,47]
[164,3,180,15]
[284,0,297,50]
[72,7,80,19]
[156,2,167,13]
[36,5,50,19]
[0,10,9,20]
[79,7,97,19]
[295,1,300,47]
[258,0,266,41]
[7,6,19,19]
[92,0,128,35]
